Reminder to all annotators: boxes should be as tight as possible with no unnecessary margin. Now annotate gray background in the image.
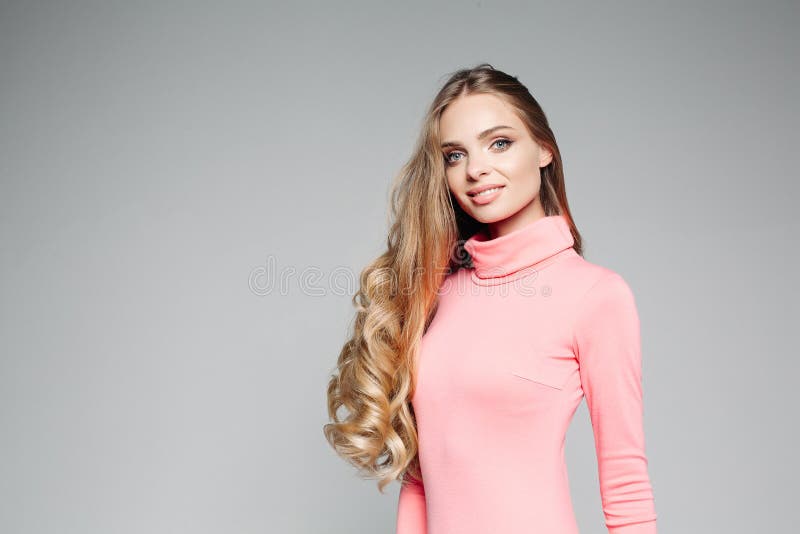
[1,1,797,533]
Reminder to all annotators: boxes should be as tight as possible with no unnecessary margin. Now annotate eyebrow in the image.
[440,125,516,149]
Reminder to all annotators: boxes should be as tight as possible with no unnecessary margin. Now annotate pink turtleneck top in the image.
[396,215,658,534]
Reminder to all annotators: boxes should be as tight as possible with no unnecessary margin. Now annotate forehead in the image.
[439,93,524,139]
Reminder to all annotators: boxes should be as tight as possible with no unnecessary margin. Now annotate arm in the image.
[573,272,658,534]
[396,471,427,534]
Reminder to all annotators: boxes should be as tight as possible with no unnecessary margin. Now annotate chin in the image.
[474,214,507,224]
[467,209,517,225]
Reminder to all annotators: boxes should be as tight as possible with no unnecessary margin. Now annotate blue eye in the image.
[444,138,513,166]
[445,152,463,164]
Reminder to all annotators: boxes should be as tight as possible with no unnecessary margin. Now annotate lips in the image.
[467,184,505,196]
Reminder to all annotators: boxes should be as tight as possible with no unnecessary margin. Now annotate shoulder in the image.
[569,260,641,358]
[563,253,635,302]
[561,254,638,321]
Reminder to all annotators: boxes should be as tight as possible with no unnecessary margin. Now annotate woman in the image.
[324,63,658,533]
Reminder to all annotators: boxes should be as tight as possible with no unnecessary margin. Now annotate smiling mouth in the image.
[469,186,505,197]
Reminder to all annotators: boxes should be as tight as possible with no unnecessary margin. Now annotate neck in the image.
[464,214,575,283]
[485,201,546,240]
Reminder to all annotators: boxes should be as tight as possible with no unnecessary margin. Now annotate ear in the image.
[539,148,554,168]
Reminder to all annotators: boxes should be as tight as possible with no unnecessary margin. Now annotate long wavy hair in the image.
[323,63,583,493]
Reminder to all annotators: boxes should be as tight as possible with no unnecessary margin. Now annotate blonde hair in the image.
[323,63,583,492]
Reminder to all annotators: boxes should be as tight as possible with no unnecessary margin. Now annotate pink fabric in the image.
[396,215,657,534]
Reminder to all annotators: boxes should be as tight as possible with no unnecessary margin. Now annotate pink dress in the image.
[396,215,658,533]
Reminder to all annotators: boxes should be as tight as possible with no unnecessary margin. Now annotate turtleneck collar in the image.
[463,214,575,284]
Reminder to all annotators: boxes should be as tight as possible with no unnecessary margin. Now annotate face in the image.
[439,93,553,239]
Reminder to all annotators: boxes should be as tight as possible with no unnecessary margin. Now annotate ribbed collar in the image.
[464,214,575,283]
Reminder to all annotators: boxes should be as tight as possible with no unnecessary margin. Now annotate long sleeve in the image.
[396,471,427,534]
[573,272,658,534]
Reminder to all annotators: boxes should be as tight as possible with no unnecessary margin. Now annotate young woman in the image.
[324,63,658,533]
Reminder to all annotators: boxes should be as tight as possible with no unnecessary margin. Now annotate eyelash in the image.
[444,138,514,165]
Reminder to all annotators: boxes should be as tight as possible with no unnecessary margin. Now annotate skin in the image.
[439,93,553,240]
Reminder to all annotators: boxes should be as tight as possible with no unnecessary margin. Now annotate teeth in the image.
[475,187,502,197]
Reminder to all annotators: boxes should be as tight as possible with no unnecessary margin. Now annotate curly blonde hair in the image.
[323,63,583,492]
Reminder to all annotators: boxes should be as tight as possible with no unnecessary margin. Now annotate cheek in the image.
[506,162,541,190]
[445,173,462,199]
[505,173,541,206]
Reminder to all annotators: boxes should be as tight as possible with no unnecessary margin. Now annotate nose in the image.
[466,154,491,180]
